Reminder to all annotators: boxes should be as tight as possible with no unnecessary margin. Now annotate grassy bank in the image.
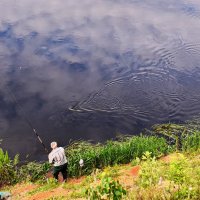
[2,151,200,200]
[0,134,169,186]
[0,122,200,199]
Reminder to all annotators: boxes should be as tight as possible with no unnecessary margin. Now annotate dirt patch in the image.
[130,166,140,177]
[25,187,69,200]
[11,183,37,196]
[160,155,171,163]
[68,176,85,184]
[117,164,140,189]
[160,153,184,163]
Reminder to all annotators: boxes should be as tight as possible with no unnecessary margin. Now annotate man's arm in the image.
[48,153,53,164]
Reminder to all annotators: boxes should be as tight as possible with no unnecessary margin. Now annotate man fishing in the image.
[48,142,68,182]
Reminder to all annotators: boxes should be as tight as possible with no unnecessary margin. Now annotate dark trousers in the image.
[53,163,68,181]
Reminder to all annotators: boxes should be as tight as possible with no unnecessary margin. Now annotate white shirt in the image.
[48,147,67,166]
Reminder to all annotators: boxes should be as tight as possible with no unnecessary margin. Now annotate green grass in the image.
[66,135,169,177]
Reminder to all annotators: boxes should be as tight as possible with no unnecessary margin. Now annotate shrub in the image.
[0,148,19,186]
[19,162,51,182]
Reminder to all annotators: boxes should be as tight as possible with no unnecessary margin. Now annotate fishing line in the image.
[5,85,49,154]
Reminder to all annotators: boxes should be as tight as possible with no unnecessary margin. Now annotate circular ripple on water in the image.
[172,42,200,72]
[68,40,200,123]
[71,68,184,123]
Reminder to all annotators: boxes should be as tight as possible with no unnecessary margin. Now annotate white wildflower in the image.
[79,159,84,167]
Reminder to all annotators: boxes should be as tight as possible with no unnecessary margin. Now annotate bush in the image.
[0,148,19,186]
[18,162,51,182]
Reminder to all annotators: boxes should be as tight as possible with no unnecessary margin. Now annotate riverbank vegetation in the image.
[0,122,200,199]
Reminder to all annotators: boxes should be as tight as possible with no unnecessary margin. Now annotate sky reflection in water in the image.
[1,0,200,160]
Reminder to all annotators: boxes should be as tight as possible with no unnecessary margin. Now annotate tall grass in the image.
[66,135,169,177]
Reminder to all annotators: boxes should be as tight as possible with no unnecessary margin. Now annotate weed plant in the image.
[137,151,163,188]
[86,176,127,200]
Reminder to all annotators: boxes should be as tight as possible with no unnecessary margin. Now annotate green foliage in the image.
[131,152,200,200]
[141,151,153,161]
[99,166,120,179]
[167,155,189,184]
[137,151,162,188]
[67,135,169,177]
[86,177,127,200]
[168,184,200,200]
[0,148,19,186]
[19,162,51,182]
[165,154,200,200]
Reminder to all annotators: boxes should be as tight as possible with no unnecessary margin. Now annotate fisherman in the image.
[48,142,68,182]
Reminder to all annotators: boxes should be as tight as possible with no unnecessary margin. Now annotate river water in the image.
[1,0,200,160]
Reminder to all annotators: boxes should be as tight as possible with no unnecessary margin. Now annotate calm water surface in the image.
[1,0,200,160]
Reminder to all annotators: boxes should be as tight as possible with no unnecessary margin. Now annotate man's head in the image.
[50,141,57,149]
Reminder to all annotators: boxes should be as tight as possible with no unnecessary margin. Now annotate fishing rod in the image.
[5,85,49,154]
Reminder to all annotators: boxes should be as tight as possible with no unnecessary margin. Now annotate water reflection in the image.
[1,0,200,160]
